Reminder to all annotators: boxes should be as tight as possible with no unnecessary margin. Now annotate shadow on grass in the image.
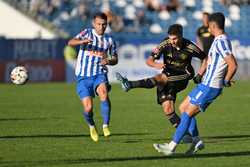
[133,134,250,144]
[0,133,150,140]
[0,134,89,139]
[0,117,62,122]
[1,150,250,166]
[110,133,151,136]
[205,134,250,140]
[203,134,250,143]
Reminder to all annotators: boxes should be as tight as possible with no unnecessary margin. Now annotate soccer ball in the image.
[10,66,28,85]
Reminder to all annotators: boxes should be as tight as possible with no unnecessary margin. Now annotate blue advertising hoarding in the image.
[0,37,250,82]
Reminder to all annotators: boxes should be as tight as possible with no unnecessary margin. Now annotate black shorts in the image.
[157,79,189,104]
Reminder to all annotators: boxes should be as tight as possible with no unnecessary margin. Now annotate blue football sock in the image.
[188,117,199,137]
[83,111,95,126]
[101,100,110,125]
[173,112,192,144]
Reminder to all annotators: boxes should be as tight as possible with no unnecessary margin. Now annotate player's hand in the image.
[193,74,202,84]
[100,58,109,65]
[80,38,92,44]
[154,63,165,70]
[223,80,235,87]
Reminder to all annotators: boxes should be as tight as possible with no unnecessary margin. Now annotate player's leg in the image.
[166,84,205,153]
[81,97,99,142]
[157,84,191,143]
[95,75,111,137]
[81,97,95,126]
[162,100,180,128]
[180,97,200,138]
[183,85,222,154]
[179,96,204,154]
[76,77,98,142]
[155,85,222,155]
[180,97,200,137]
[153,84,201,155]
[116,72,167,92]
[158,80,189,128]
[154,102,200,155]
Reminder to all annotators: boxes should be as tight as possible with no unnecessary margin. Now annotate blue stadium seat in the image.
[7,0,250,40]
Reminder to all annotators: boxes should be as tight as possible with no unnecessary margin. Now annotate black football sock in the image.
[165,111,181,128]
[129,78,157,89]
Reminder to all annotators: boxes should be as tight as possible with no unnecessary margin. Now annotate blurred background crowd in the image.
[5,0,250,40]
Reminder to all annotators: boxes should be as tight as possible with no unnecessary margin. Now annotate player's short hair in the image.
[203,12,210,16]
[168,24,183,37]
[93,12,107,21]
[209,12,225,30]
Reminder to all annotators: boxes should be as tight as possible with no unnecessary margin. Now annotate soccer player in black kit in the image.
[196,12,214,56]
[116,24,207,142]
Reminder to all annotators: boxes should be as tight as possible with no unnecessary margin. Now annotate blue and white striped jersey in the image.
[74,28,117,78]
[202,34,233,88]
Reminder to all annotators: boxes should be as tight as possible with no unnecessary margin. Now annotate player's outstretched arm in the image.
[146,56,165,70]
[197,56,208,76]
[223,54,238,86]
[193,56,208,84]
[68,38,92,47]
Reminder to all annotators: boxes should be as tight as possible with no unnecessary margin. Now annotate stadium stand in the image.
[3,0,250,40]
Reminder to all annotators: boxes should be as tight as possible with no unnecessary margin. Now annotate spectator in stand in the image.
[144,0,161,12]
[166,0,181,12]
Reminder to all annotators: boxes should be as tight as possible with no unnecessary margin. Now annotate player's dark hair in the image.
[168,24,183,37]
[203,12,210,16]
[209,12,225,30]
[93,12,107,21]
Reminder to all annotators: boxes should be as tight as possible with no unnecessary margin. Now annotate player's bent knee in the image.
[99,94,108,101]
[83,104,93,112]
[81,98,93,112]
[162,101,174,114]
[96,86,108,100]
[163,106,174,114]
[179,97,190,113]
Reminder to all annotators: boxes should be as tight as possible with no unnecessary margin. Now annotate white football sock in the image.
[169,141,177,151]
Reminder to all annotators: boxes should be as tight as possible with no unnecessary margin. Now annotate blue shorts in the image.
[188,84,222,112]
[76,74,109,99]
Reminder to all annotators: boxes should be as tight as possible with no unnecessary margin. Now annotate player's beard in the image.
[96,28,106,35]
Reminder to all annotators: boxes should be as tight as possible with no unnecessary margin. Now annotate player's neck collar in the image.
[215,33,225,39]
[92,29,103,38]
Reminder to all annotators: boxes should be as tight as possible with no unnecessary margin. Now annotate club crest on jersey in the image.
[180,53,188,60]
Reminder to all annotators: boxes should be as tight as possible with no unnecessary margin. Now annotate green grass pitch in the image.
[0,81,250,167]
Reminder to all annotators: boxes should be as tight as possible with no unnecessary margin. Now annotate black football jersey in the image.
[151,37,206,77]
[197,26,214,55]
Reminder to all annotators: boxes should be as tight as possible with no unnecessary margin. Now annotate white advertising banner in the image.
[107,43,161,82]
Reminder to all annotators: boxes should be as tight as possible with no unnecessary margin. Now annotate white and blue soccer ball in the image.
[10,66,28,85]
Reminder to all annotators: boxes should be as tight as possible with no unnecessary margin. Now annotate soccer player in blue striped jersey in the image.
[153,12,238,155]
[68,12,118,142]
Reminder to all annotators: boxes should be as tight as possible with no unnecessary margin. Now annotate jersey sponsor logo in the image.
[84,50,105,58]
[180,53,188,60]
